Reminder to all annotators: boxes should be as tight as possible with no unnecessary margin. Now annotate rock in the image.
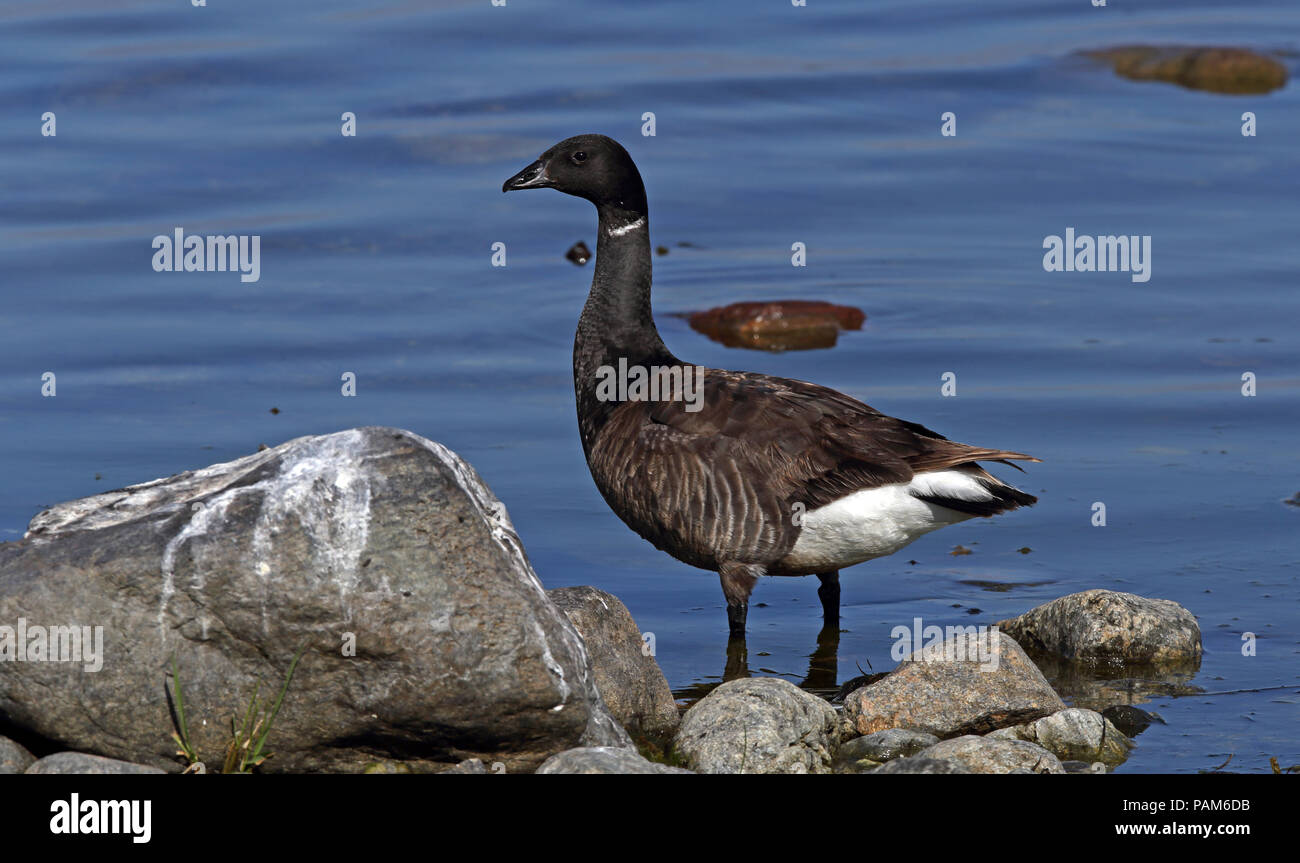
[914,735,1065,774]
[990,708,1132,766]
[565,241,591,265]
[839,728,939,766]
[686,300,866,351]
[1102,705,1165,738]
[843,630,1065,738]
[440,758,489,774]
[548,586,679,734]
[1062,760,1109,774]
[0,735,35,774]
[674,678,839,774]
[1033,709,1132,765]
[26,753,166,774]
[536,746,693,774]
[1083,45,1287,95]
[867,756,974,775]
[0,427,629,773]
[996,590,1202,668]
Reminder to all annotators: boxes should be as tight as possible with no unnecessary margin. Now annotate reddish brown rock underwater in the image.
[1083,45,1288,95]
[686,300,865,351]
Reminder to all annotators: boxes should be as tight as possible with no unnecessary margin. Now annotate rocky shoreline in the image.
[0,428,1201,774]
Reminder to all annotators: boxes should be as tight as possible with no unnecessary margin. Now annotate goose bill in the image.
[502,160,554,192]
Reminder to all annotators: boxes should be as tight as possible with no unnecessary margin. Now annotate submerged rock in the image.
[0,427,628,772]
[1022,653,1200,714]
[1083,45,1287,95]
[996,590,1202,669]
[536,746,693,774]
[686,300,865,351]
[548,586,679,734]
[839,728,939,765]
[836,728,940,773]
[988,708,1132,766]
[843,631,1065,738]
[674,678,839,774]
[26,753,166,775]
[0,736,35,774]
[913,735,1065,774]
[1101,705,1165,738]
[867,756,973,775]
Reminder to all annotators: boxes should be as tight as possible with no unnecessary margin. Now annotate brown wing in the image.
[586,368,1037,569]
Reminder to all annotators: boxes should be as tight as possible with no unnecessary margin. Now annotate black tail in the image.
[911,464,1038,518]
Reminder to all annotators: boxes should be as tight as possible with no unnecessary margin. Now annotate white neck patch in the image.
[606,217,646,238]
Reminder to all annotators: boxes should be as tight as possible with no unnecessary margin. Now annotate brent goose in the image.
[503,134,1038,637]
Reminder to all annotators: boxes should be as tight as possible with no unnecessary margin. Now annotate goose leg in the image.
[816,570,840,623]
[719,562,763,638]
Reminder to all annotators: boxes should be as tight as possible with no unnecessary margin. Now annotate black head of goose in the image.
[504,134,1039,638]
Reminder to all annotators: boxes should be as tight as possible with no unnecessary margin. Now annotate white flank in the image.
[782,470,993,572]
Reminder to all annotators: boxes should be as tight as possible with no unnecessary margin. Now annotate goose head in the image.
[502,134,647,213]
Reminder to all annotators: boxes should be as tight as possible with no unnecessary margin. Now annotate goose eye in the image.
[572,151,587,163]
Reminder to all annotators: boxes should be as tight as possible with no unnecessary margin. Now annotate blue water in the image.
[1,0,1296,772]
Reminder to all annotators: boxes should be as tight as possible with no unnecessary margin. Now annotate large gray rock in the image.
[26,752,166,774]
[536,746,693,774]
[674,678,839,774]
[914,735,1065,774]
[987,708,1132,766]
[0,428,628,773]
[843,630,1065,738]
[548,586,679,734]
[997,590,1202,668]
[0,735,35,774]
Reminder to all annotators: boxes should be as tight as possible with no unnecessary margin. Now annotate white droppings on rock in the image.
[159,487,255,641]
[26,445,285,540]
[248,429,374,623]
[534,621,572,711]
[76,429,380,643]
